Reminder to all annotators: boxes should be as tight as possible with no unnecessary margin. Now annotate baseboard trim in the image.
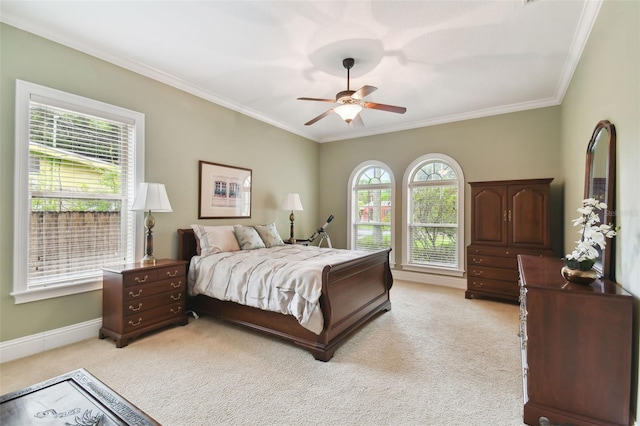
[0,318,102,363]
[392,270,466,289]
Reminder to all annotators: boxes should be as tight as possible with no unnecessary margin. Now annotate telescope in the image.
[307,215,334,247]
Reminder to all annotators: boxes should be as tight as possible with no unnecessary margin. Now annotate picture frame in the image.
[199,160,252,219]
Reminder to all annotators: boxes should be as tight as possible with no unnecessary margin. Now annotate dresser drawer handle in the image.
[472,257,483,264]
[472,281,483,288]
[472,269,483,276]
[170,306,182,314]
[171,281,182,288]
[128,318,142,327]
[166,270,179,278]
[129,303,143,312]
[171,293,182,301]
[129,289,143,297]
[134,275,149,283]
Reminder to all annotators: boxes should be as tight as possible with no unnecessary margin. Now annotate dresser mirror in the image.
[584,120,616,279]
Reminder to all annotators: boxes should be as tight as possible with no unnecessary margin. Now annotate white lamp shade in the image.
[131,183,173,212]
[281,193,303,211]
[335,104,362,123]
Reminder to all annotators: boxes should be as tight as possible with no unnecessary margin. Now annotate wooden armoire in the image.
[465,178,554,302]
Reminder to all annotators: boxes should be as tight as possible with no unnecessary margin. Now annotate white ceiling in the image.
[1,0,600,143]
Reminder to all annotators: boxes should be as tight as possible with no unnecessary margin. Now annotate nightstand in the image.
[100,259,188,347]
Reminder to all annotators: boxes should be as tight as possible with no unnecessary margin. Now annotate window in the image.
[402,154,464,276]
[13,80,144,303]
[348,161,394,264]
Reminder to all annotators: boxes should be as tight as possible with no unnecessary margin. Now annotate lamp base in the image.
[140,254,156,266]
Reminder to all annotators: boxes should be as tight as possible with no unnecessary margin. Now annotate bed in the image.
[177,226,393,361]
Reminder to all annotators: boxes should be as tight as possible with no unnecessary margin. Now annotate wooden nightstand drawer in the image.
[122,270,159,287]
[124,277,186,301]
[123,302,184,333]
[124,290,184,314]
[156,264,186,280]
[100,259,188,348]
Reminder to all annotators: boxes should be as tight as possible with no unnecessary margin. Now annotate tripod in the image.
[317,231,332,248]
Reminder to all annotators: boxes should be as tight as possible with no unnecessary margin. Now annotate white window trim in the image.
[347,160,395,267]
[12,80,145,304]
[401,153,465,277]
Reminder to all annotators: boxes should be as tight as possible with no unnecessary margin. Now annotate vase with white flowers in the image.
[562,198,617,283]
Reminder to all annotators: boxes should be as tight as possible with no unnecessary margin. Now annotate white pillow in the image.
[191,224,241,256]
[254,223,284,248]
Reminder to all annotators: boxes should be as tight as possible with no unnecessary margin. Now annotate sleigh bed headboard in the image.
[177,228,198,262]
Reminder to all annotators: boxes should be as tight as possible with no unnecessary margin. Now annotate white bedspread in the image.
[187,245,371,334]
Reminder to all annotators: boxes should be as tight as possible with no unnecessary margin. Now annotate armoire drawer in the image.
[468,265,519,281]
[467,254,517,270]
[467,277,519,297]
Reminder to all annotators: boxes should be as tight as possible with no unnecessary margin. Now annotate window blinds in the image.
[27,102,135,287]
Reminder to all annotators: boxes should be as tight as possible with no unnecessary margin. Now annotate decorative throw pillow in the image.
[234,225,266,250]
[253,223,284,248]
[191,225,241,256]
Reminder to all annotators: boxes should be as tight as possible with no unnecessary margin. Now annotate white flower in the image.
[565,198,617,264]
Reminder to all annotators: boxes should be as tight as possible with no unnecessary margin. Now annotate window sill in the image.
[400,263,465,277]
[12,278,103,304]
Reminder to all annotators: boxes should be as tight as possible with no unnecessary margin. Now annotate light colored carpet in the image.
[0,280,525,425]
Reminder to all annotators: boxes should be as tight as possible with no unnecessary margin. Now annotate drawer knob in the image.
[128,318,142,327]
[171,281,182,288]
[472,269,483,276]
[472,257,483,264]
[472,281,483,288]
[170,306,182,314]
[129,303,143,312]
[171,293,182,301]
[134,275,149,283]
[129,289,143,297]
[166,270,179,278]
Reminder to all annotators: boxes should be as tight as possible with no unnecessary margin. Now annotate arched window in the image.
[348,161,395,264]
[402,154,464,275]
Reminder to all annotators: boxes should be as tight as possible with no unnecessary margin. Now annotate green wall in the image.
[0,24,319,342]
[318,106,564,259]
[560,0,639,416]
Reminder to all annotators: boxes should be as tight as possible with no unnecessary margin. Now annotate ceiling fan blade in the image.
[352,85,377,100]
[352,114,364,128]
[297,97,335,103]
[304,109,334,126]
[362,101,407,114]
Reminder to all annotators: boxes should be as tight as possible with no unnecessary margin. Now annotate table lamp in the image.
[281,193,303,244]
[131,182,173,265]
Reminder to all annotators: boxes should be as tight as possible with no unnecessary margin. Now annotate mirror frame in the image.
[584,120,616,279]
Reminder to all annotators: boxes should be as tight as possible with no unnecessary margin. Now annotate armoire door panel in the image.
[471,186,507,245]
[509,184,550,248]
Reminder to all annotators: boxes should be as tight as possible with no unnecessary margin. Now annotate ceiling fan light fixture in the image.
[335,104,362,123]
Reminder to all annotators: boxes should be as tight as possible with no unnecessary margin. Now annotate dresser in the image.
[518,255,632,426]
[100,259,188,347]
[466,178,555,302]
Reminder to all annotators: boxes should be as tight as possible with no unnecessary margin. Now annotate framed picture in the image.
[199,160,252,218]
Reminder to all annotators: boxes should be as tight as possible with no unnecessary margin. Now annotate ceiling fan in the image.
[298,58,407,127]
